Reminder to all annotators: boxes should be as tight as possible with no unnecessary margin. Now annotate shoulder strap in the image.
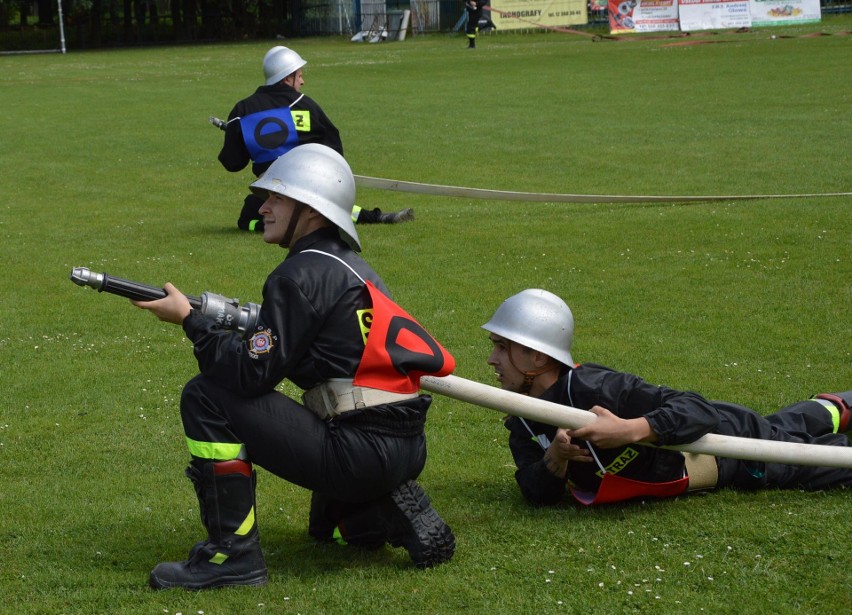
[563,369,607,473]
[300,248,366,284]
[518,418,551,450]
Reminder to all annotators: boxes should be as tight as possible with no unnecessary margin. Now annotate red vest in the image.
[569,472,689,506]
[353,281,455,393]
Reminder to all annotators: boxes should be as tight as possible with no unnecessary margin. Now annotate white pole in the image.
[420,375,852,469]
[57,0,67,54]
[398,9,410,41]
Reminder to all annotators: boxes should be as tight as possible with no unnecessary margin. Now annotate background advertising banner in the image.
[678,0,751,30]
[608,0,680,33]
[749,0,821,26]
[491,0,589,31]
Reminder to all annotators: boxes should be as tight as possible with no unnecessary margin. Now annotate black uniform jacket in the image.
[182,227,386,397]
[218,82,344,177]
[505,363,723,506]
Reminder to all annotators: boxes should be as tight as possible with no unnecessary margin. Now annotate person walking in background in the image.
[465,0,495,49]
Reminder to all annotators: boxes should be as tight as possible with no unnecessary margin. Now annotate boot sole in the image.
[149,568,268,590]
[389,480,455,569]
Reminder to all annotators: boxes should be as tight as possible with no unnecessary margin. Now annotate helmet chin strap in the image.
[507,341,559,395]
[279,201,308,248]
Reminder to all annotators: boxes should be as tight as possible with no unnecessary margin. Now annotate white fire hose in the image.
[420,375,852,470]
[354,174,852,204]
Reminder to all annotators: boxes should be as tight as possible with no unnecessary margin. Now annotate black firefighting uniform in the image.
[465,0,494,46]
[506,364,852,506]
[218,82,344,232]
[179,227,430,502]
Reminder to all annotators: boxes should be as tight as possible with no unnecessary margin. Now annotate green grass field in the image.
[1,17,850,614]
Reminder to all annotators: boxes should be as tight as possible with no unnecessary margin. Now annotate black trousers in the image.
[466,8,482,37]
[179,374,429,502]
[715,398,852,491]
[237,194,264,231]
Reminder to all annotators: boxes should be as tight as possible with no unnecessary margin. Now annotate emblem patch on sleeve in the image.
[248,328,277,359]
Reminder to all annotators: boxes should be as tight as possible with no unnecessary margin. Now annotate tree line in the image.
[0,0,313,48]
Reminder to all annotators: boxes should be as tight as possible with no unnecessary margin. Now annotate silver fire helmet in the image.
[262,46,307,86]
[250,144,360,250]
[482,289,574,366]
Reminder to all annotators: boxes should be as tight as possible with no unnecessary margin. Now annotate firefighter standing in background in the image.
[465,0,495,49]
[217,46,414,232]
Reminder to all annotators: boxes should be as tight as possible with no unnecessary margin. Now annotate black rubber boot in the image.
[237,194,265,232]
[355,207,415,224]
[380,480,455,568]
[186,465,259,558]
[308,491,343,542]
[335,505,389,550]
[308,492,386,549]
[310,483,455,566]
[149,459,268,590]
[377,208,415,224]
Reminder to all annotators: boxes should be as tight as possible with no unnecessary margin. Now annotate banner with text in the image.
[607,0,680,33]
[492,0,589,30]
[678,0,751,31]
[749,0,821,26]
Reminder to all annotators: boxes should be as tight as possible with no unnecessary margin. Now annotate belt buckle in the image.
[352,387,366,410]
[321,384,340,416]
[302,384,336,420]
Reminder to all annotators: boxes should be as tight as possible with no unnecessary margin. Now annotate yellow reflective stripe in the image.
[813,398,841,433]
[291,110,311,131]
[351,204,362,222]
[332,526,347,546]
[594,446,639,478]
[235,506,256,536]
[185,437,243,461]
[209,552,228,565]
[356,307,373,345]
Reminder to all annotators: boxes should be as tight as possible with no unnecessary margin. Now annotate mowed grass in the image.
[0,17,850,614]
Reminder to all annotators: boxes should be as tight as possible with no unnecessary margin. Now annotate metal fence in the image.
[298,0,460,35]
[823,0,852,10]
[299,0,851,36]
[1,0,850,51]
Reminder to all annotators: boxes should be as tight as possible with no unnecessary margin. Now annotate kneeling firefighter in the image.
[132,144,455,589]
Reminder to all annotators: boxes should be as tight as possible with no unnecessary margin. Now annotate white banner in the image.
[749,0,821,26]
[678,0,751,31]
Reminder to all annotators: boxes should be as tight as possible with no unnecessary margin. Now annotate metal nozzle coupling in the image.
[200,292,261,336]
[70,266,105,290]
